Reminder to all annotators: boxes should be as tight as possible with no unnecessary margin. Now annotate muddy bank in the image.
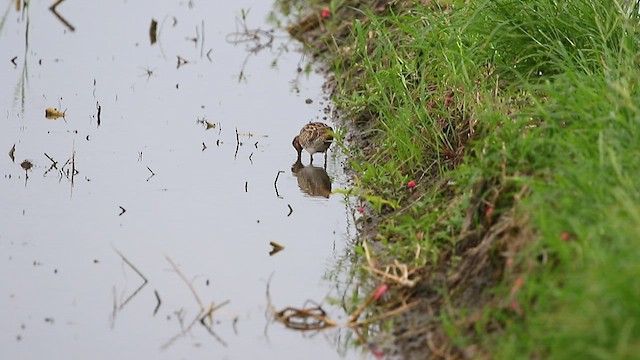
[287,1,532,358]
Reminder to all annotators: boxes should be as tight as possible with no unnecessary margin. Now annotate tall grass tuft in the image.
[321,0,640,356]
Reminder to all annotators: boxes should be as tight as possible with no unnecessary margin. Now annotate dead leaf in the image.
[269,241,285,256]
[149,19,158,45]
[45,108,66,120]
[20,159,33,171]
[9,144,15,162]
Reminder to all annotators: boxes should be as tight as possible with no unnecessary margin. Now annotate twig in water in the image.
[49,0,75,32]
[118,206,126,216]
[232,317,239,335]
[165,256,204,309]
[44,153,57,167]
[234,127,240,159]
[161,257,231,349]
[115,249,148,283]
[43,153,58,176]
[273,170,284,198]
[96,102,101,126]
[269,241,285,256]
[177,55,188,69]
[287,204,293,217]
[9,144,15,162]
[113,248,148,311]
[161,311,203,350]
[153,289,162,315]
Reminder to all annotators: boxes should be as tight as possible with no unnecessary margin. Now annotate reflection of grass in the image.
[0,0,29,112]
[0,1,14,34]
[11,0,29,113]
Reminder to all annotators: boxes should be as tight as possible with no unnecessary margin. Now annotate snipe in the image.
[292,122,333,166]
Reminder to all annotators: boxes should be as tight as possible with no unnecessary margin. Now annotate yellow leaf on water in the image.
[45,108,66,120]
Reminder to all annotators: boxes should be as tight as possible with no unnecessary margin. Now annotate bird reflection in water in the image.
[291,159,332,198]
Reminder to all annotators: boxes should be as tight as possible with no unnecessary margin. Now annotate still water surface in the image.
[0,1,361,359]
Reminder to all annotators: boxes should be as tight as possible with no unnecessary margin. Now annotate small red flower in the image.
[371,348,384,359]
[407,180,416,189]
[321,7,331,19]
[373,284,388,301]
[485,207,494,218]
[416,232,424,240]
[357,206,364,214]
[368,344,384,359]
[560,232,572,241]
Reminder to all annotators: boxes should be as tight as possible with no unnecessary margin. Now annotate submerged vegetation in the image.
[286,0,640,358]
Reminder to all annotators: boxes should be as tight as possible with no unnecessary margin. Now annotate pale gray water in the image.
[0,1,362,359]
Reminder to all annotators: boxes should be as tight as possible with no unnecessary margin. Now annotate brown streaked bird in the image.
[292,122,333,165]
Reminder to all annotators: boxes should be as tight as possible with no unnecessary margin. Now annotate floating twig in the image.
[287,204,293,217]
[165,256,204,309]
[43,153,58,175]
[176,55,188,69]
[96,102,101,126]
[232,317,239,335]
[113,248,148,311]
[199,20,205,58]
[118,206,126,216]
[44,153,58,169]
[273,170,284,198]
[234,127,240,159]
[161,257,231,350]
[275,305,337,331]
[269,241,285,256]
[153,289,162,315]
[49,0,75,32]
[149,19,158,45]
[161,311,204,350]
[9,144,15,162]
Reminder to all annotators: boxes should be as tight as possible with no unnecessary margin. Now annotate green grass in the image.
[290,0,640,357]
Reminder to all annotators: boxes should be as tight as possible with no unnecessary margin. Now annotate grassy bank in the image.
[285,0,640,358]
